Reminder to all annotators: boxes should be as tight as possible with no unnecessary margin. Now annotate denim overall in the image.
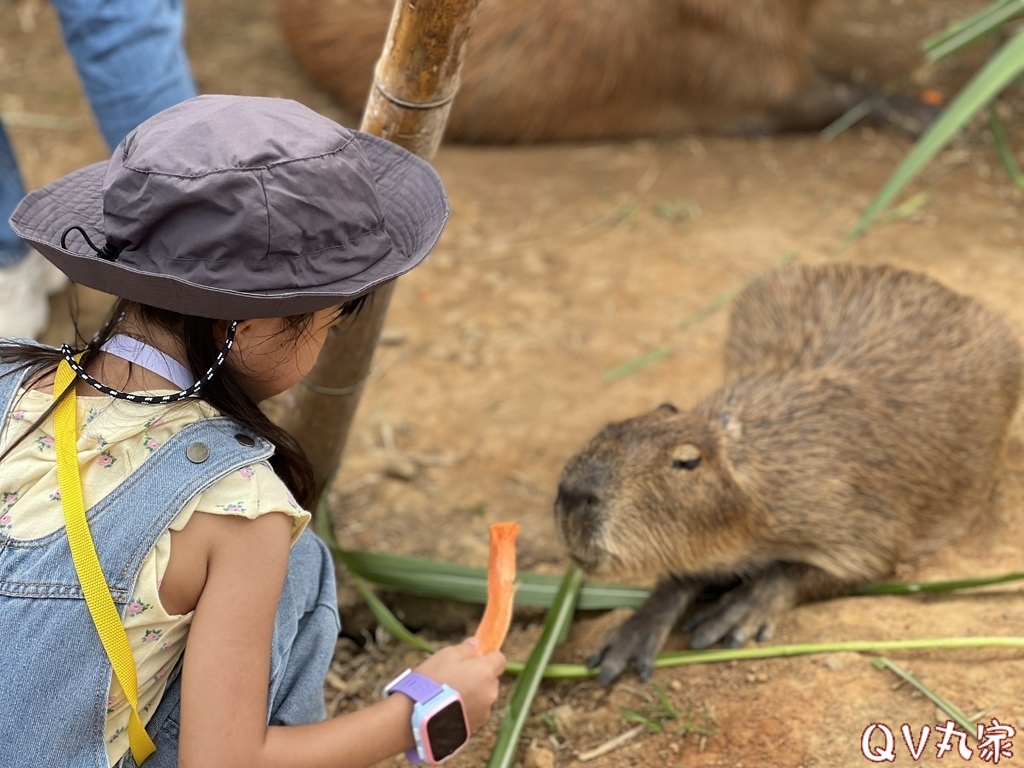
[0,359,340,767]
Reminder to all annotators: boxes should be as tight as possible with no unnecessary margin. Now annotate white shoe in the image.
[0,250,66,340]
[28,248,69,296]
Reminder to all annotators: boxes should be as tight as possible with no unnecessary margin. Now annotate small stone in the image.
[524,744,556,768]
[551,703,576,733]
[379,329,408,346]
[384,455,419,481]
[523,250,548,275]
[823,654,845,671]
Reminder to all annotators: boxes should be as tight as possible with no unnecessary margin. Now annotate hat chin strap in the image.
[60,224,122,262]
[59,320,239,405]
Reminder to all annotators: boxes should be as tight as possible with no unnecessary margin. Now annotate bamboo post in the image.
[275,0,483,497]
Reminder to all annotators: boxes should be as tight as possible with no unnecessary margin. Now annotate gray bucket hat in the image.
[9,94,449,319]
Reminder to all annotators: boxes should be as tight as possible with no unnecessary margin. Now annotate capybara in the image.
[277,0,929,143]
[555,263,1022,683]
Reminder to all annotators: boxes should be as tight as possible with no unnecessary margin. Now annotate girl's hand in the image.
[413,638,506,732]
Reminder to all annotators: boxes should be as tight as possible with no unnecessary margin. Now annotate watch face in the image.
[425,700,469,761]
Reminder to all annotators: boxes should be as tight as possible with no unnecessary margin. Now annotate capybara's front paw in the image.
[681,566,801,649]
[586,611,670,684]
[586,575,697,684]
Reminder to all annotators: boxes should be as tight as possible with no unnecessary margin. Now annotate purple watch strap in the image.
[385,670,445,764]
[389,671,445,704]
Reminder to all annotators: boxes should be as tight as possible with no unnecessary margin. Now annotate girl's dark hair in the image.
[0,296,364,510]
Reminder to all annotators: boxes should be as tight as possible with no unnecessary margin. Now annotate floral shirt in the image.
[0,388,310,767]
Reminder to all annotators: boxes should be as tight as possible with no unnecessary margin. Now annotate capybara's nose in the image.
[555,484,601,518]
[555,455,610,516]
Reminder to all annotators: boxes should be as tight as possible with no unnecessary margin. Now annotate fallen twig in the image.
[577,725,646,762]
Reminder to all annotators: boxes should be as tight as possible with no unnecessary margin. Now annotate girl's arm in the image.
[176,511,504,768]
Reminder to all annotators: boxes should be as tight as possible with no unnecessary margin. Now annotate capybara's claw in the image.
[590,630,662,685]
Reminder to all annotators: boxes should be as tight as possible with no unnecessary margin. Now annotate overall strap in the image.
[0,358,34,420]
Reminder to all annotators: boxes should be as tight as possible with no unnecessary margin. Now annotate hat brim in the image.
[9,131,449,319]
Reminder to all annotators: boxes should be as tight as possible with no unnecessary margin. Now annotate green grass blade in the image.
[351,574,439,654]
[651,636,1024,667]
[680,288,741,328]
[603,346,672,382]
[873,657,974,733]
[313,502,438,653]
[989,105,1024,188]
[923,0,1009,52]
[924,0,1024,62]
[487,567,583,768]
[503,636,1024,679]
[849,571,1024,595]
[853,27,1024,238]
[820,93,887,140]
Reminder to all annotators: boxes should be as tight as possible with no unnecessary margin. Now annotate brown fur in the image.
[555,263,1022,682]
[276,0,919,143]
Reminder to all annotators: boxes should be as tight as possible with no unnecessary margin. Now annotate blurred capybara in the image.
[555,263,1022,683]
[277,0,926,143]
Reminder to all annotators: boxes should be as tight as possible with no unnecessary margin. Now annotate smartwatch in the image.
[384,669,471,765]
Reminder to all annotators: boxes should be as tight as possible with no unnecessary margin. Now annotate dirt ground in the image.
[3,0,1023,765]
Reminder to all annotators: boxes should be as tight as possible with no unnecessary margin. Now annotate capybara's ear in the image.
[657,402,679,413]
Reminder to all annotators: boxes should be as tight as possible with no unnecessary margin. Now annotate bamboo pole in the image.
[275,0,483,496]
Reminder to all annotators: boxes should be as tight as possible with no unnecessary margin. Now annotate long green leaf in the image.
[338,548,648,609]
[924,0,1024,62]
[853,27,1024,238]
[340,548,1024,604]
[487,567,583,768]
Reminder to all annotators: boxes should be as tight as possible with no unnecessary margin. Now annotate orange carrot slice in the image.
[474,521,521,654]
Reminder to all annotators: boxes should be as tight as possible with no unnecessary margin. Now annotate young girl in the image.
[0,94,505,768]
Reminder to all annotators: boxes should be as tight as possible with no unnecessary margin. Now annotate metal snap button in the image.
[234,433,256,447]
[186,442,210,463]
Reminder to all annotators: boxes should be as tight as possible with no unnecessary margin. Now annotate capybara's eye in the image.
[658,402,679,413]
[672,458,700,471]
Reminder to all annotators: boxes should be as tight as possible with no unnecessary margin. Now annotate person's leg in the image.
[115,530,341,767]
[50,0,198,149]
[0,122,56,339]
[0,123,28,269]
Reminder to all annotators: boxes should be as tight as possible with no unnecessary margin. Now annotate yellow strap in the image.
[54,359,156,765]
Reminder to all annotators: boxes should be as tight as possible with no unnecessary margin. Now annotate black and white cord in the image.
[59,320,239,405]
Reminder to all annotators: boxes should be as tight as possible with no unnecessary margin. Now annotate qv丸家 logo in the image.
[861,719,1015,763]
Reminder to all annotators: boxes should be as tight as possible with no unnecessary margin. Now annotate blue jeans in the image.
[0,0,196,267]
[114,529,342,768]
